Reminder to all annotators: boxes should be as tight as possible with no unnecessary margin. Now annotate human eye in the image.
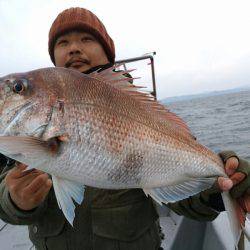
[56,39,68,46]
[81,35,94,42]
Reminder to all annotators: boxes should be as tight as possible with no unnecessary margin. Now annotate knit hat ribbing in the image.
[48,7,115,64]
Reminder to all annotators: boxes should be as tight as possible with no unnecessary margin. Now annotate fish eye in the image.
[13,79,28,94]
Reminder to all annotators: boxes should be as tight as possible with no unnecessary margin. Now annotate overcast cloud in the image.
[1,0,250,99]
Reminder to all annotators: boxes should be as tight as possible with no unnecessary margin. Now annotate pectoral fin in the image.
[0,136,58,165]
[52,175,85,226]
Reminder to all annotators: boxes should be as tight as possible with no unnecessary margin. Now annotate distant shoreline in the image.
[161,87,250,104]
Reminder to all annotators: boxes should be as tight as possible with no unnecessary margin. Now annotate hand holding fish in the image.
[5,163,52,211]
[219,151,250,213]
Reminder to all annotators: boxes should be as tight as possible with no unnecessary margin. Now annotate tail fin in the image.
[222,192,243,247]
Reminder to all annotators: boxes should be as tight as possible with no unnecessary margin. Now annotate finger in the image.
[230,178,250,198]
[6,171,42,191]
[24,173,51,194]
[28,179,52,205]
[230,172,246,185]
[15,162,41,174]
[8,164,38,180]
[6,167,32,184]
[15,162,27,169]
[219,151,238,163]
[217,177,233,191]
[237,158,250,176]
[8,165,28,178]
[15,168,37,178]
[32,169,46,175]
[10,164,45,179]
[225,157,239,176]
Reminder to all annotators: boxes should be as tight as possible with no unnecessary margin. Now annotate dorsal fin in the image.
[89,66,194,139]
[89,66,140,90]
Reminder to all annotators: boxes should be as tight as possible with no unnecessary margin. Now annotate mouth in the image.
[65,59,90,69]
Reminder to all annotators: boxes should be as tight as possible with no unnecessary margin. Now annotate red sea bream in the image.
[0,67,248,246]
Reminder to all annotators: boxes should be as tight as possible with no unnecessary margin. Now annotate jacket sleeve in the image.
[167,186,223,221]
[0,155,49,225]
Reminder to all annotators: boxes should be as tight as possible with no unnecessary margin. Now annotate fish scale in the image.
[38,100,224,189]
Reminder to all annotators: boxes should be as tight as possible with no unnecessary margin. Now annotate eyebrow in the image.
[82,34,96,39]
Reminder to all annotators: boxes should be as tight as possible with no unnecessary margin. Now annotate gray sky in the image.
[1,0,250,99]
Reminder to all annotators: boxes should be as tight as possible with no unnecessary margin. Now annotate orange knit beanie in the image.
[48,7,115,64]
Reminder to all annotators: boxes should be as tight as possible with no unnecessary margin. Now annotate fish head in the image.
[0,68,61,138]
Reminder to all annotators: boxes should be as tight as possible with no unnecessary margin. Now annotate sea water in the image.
[166,90,250,160]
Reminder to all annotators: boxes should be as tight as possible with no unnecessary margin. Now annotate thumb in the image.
[217,177,233,191]
[9,162,29,178]
[15,162,28,170]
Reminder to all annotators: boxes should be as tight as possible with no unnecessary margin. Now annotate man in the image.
[0,7,249,250]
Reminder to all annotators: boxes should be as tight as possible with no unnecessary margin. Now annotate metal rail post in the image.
[115,53,157,100]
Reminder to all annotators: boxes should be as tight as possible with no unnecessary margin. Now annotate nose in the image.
[69,41,82,56]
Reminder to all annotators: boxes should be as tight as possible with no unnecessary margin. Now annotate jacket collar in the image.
[82,62,114,74]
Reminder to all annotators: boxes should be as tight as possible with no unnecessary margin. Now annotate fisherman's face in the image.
[54,31,109,73]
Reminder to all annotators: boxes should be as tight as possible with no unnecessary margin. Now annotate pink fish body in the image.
[0,67,247,245]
